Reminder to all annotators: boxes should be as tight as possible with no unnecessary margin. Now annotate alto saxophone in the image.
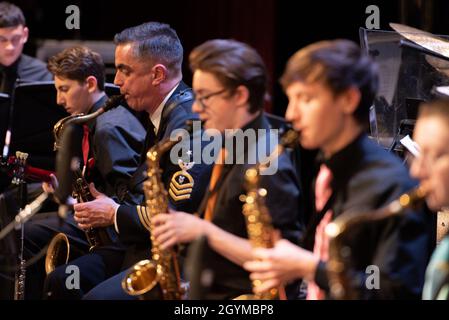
[325,186,428,299]
[45,95,124,274]
[121,121,193,300]
[236,129,299,300]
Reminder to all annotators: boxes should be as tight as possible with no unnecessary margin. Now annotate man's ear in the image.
[151,64,168,86]
[339,87,361,115]
[234,85,250,109]
[85,76,98,93]
[22,26,29,44]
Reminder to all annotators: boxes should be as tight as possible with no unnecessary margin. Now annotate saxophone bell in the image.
[45,232,70,275]
[121,260,161,299]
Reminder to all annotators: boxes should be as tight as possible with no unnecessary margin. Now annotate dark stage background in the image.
[9,0,449,116]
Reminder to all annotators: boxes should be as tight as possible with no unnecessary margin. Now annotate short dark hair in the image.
[47,46,105,91]
[0,2,25,28]
[280,39,379,124]
[419,99,449,124]
[189,39,267,114]
[114,22,183,78]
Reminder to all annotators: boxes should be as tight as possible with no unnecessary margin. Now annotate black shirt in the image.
[200,113,303,299]
[0,54,52,94]
[313,134,433,299]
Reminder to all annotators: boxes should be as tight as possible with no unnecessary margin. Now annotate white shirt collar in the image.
[150,83,180,134]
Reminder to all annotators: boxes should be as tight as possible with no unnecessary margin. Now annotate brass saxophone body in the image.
[45,95,124,275]
[121,121,193,300]
[325,186,428,299]
[72,170,111,249]
[236,129,299,300]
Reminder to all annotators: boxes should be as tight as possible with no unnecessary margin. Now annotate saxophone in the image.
[45,95,124,274]
[325,186,428,299]
[236,129,299,300]
[121,121,193,300]
[72,170,111,248]
[52,94,124,150]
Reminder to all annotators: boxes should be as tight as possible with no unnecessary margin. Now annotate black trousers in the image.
[23,211,90,299]
[44,246,126,300]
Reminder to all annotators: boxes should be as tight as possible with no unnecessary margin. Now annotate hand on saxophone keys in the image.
[243,239,320,294]
[73,183,118,229]
[152,209,209,250]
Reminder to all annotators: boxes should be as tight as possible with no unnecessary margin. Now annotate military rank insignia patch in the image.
[169,157,195,202]
[136,205,151,232]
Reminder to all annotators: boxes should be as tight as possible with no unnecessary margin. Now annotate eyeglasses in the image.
[193,89,227,110]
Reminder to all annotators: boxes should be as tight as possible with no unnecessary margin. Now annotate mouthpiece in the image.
[102,94,125,112]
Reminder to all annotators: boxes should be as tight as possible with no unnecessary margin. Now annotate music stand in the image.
[4,81,123,172]
[5,81,68,171]
[360,25,449,158]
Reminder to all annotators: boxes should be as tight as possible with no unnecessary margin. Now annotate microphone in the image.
[54,123,83,219]
[0,192,49,241]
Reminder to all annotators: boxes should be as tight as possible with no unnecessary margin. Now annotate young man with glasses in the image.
[151,39,303,299]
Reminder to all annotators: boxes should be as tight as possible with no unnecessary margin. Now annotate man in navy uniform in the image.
[47,22,211,299]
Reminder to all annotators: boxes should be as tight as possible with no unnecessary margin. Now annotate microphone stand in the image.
[2,78,20,159]
[14,178,27,300]
[6,122,30,300]
[0,192,49,241]
[0,191,49,300]
[1,78,28,300]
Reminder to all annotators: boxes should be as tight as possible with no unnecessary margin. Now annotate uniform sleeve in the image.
[93,118,145,199]
[115,204,151,245]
